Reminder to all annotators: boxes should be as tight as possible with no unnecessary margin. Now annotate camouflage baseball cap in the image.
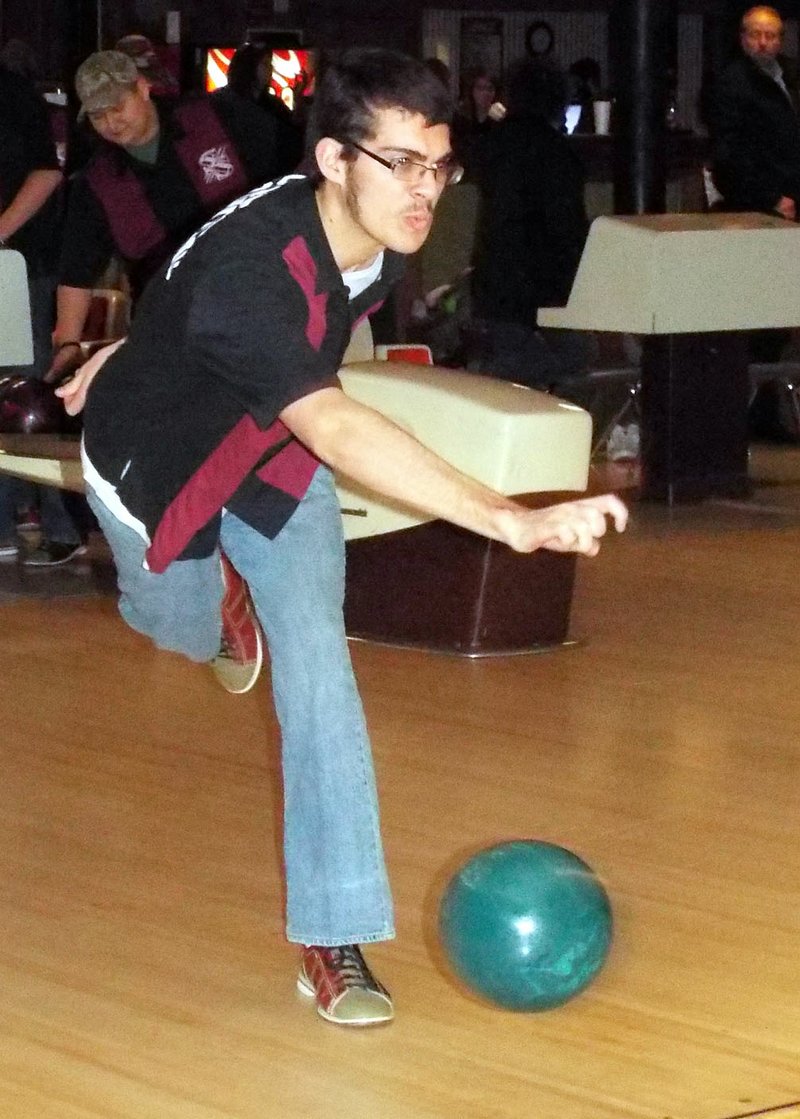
[75,50,140,115]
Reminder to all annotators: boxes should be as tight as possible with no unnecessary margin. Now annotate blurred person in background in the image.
[469,56,594,390]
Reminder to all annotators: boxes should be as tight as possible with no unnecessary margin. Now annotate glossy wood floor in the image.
[4,447,800,1119]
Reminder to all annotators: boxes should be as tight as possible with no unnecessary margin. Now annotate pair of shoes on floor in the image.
[298,944,394,1027]
[211,553,263,694]
[23,540,87,567]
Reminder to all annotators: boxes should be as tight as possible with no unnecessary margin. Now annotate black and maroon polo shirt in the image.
[83,175,404,572]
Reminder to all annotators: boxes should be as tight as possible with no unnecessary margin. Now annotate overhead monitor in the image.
[203,45,316,110]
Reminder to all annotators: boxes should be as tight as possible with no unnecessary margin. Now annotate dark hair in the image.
[504,57,568,122]
[306,47,453,157]
[458,66,498,121]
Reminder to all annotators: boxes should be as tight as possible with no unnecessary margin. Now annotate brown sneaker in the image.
[211,554,263,694]
[297,944,394,1027]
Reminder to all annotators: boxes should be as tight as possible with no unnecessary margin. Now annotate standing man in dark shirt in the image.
[58,49,627,1028]
[0,61,86,564]
[710,5,800,217]
[469,57,593,388]
[48,49,302,383]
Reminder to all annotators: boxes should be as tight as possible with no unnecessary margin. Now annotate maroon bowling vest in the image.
[85,99,251,262]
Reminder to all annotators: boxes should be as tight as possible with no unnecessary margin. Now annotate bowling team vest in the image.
[85,99,251,262]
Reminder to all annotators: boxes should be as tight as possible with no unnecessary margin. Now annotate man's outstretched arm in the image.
[280,386,627,556]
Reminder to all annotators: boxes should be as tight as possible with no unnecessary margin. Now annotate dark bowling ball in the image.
[0,375,80,435]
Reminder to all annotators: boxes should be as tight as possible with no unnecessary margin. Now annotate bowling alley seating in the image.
[336,320,594,656]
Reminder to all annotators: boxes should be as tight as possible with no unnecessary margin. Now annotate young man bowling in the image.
[60,49,627,1027]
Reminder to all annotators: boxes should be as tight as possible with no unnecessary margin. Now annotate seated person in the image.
[468,57,595,389]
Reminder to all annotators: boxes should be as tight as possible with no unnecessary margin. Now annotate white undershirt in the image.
[342,252,384,299]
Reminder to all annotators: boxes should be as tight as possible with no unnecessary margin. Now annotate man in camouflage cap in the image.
[75,49,146,117]
[48,49,302,384]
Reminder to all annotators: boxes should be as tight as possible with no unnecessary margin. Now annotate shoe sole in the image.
[24,545,88,568]
[212,624,263,694]
[296,972,394,1026]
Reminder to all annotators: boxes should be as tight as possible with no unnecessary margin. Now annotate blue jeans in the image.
[87,466,394,946]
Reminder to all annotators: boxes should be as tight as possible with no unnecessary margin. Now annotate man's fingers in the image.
[55,374,87,415]
[579,493,629,532]
[538,493,628,556]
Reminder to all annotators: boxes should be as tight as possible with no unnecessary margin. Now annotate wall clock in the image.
[526,20,554,56]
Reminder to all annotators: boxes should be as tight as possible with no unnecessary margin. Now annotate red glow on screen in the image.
[270,49,315,110]
[205,47,235,92]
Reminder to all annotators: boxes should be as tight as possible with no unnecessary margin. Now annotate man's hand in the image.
[495,494,628,557]
[775,195,796,221]
[54,339,125,415]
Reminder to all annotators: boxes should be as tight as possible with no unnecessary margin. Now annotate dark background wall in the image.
[2,0,798,87]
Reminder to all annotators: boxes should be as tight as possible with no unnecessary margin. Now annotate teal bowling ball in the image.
[438,840,612,1011]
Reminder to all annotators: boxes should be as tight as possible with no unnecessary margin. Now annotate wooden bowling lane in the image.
[3,446,800,1117]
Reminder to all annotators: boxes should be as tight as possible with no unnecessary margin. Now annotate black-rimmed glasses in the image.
[350,142,463,187]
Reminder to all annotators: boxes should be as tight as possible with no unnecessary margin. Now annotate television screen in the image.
[204,47,235,92]
[203,45,315,107]
[269,49,316,111]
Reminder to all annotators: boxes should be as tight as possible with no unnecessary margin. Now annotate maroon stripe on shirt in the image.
[256,439,320,497]
[145,414,289,573]
[282,235,328,350]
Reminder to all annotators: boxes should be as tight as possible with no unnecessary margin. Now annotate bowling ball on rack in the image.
[438,840,613,1011]
[0,374,80,435]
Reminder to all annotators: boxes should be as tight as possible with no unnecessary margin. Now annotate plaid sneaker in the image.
[297,944,394,1027]
[211,554,263,694]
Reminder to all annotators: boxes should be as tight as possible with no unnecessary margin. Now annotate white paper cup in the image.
[593,100,611,135]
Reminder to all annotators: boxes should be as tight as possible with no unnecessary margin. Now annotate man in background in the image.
[0,54,86,565]
[47,49,302,384]
[710,5,800,217]
[469,57,594,389]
